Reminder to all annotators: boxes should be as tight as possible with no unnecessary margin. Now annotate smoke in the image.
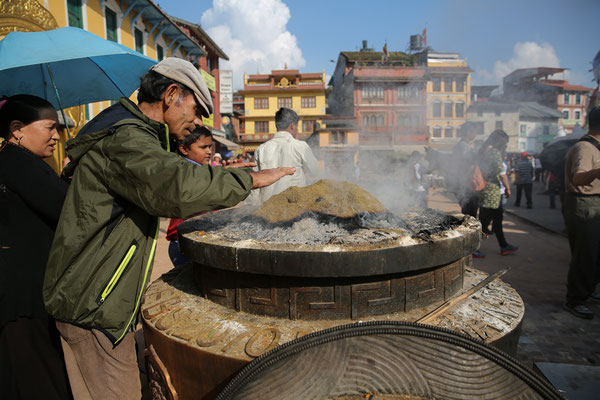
[474,41,561,85]
[200,0,306,89]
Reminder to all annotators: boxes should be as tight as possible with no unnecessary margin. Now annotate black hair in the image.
[275,107,299,131]
[137,70,193,104]
[588,106,600,131]
[179,126,212,151]
[0,94,56,140]
[481,129,509,154]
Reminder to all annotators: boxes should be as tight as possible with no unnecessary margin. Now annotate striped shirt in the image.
[515,159,534,184]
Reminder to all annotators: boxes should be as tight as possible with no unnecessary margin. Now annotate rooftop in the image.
[342,51,416,64]
[540,80,594,92]
[169,16,228,60]
[504,67,567,84]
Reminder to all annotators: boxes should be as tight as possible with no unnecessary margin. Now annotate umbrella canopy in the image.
[0,27,157,109]
[539,137,580,176]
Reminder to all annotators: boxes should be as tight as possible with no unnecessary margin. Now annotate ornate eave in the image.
[0,0,58,38]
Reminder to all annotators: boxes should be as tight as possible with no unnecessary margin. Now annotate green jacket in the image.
[43,99,253,343]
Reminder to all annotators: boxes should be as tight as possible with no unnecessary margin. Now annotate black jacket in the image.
[0,143,68,326]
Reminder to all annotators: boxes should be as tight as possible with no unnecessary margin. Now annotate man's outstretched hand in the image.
[249,167,296,189]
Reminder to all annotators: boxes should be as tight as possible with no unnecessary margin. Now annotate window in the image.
[444,101,453,118]
[302,120,315,133]
[255,121,269,133]
[575,110,581,120]
[433,101,441,117]
[543,125,550,136]
[455,78,465,92]
[67,0,83,28]
[564,93,570,104]
[432,126,442,138]
[278,97,292,108]
[330,131,347,145]
[105,8,118,42]
[370,115,377,126]
[362,86,383,99]
[377,115,385,126]
[301,96,316,108]
[495,120,503,129]
[444,127,453,138]
[134,28,144,54]
[455,102,464,118]
[432,77,441,92]
[156,45,164,61]
[444,77,453,92]
[562,110,569,119]
[254,98,268,109]
[520,124,527,137]
[576,93,581,105]
[362,115,369,126]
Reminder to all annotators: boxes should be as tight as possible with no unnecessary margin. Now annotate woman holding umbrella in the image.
[0,95,72,399]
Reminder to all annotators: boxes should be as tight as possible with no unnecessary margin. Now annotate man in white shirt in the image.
[255,108,320,202]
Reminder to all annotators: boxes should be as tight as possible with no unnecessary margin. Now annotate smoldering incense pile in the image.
[186,180,462,245]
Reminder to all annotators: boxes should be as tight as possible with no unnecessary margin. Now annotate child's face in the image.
[180,136,214,165]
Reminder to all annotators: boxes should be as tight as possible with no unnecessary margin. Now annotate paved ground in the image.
[140,181,600,398]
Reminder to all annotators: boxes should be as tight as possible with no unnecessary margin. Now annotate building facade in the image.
[503,68,592,134]
[421,51,472,147]
[238,69,327,155]
[541,80,593,133]
[468,101,561,153]
[328,44,428,150]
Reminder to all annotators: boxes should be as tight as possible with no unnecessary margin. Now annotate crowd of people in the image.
[0,58,296,400]
[1,53,599,400]
[448,110,600,320]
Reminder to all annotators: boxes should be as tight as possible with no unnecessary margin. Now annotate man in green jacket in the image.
[43,58,294,399]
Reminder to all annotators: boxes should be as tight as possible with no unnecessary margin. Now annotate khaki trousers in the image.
[56,321,141,400]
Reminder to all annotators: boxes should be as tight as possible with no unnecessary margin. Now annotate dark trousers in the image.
[564,194,600,304]
[548,180,559,208]
[515,183,533,207]
[459,192,479,218]
[0,317,73,400]
[479,206,509,249]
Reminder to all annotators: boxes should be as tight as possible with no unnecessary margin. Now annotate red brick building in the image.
[328,45,428,148]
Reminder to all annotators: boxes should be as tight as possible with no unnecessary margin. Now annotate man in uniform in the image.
[563,106,600,319]
[43,58,294,399]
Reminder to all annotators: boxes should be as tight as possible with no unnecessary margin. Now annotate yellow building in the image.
[422,51,473,147]
[1,0,205,171]
[238,69,327,155]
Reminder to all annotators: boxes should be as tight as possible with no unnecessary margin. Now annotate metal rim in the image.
[216,321,564,400]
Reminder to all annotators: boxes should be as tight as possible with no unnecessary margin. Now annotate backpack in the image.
[469,164,486,191]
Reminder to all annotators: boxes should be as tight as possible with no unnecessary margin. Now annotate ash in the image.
[188,207,463,245]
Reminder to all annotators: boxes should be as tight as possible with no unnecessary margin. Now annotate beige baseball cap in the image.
[150,57,213,118]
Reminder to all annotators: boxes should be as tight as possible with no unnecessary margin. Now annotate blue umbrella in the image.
[0,27,157,136]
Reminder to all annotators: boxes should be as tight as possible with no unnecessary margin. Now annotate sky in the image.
[157,0,600,90]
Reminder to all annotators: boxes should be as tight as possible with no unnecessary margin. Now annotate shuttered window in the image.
[105,8,118,43]
[67,0,83,28]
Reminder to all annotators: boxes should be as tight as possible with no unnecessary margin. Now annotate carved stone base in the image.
[141,265,524,400]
